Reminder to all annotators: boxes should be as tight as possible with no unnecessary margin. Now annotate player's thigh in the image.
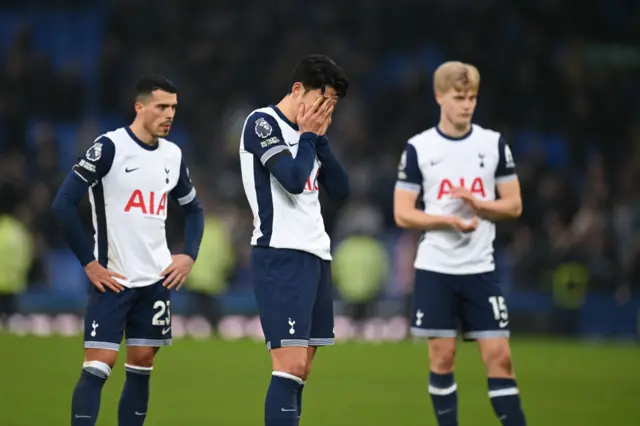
[251,247,320,350]
[458,271,510,340]
[410,269,458,338]
[124,282,173,349]
[308,260,335,348]
[84,284,132,356]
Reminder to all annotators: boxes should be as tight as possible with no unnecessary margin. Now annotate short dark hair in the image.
[291,54,348,99]
[135,75,178,100]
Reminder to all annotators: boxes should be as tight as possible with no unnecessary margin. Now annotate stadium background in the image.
[0,1,638,425]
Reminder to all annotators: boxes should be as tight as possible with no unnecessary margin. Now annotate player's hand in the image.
[451,186,480,210]
[452,216,479,233]
[161,254,194,291]
[85,260,126,293]
[317,99,336,136]
[297,97,334,135]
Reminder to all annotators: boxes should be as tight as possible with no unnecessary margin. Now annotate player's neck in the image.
[275,96,298,125]
[128,122,158,146]
[437,119,471,139]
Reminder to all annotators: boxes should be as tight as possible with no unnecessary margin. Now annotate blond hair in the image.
[433,61,480,94]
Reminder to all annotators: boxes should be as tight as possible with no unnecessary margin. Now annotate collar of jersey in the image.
[126,127,159,151]
[436,125,473,142]
[270,105,299,131]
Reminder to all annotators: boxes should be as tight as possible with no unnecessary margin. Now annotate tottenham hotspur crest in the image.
[288,318,296,335]
[254,117,272,138]
[415,310,424,327]
[91,321,99,337]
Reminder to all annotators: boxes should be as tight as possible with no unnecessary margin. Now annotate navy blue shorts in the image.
[251,246,335,350]
[83,281,172,351]
[411,269,510,340]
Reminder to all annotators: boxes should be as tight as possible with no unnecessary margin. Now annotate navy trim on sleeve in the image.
[496,136,517,178]
[72,136,116,186]
[170,157,196,206]
[243,112,290,165]
[395,143,423,192]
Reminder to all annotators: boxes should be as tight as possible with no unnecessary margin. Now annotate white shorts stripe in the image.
[125,338,172,347]
[410,328,457,338]
[84,341,120,351]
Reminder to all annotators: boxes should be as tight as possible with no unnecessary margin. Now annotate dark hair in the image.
[135,75,178,99]
[292,54,348,99]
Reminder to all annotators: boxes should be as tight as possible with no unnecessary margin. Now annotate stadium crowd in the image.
[0,0,639,310]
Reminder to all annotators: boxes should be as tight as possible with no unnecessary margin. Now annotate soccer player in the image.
[239,54,349,426]
[394,61,527,426]
[51,75,205,426]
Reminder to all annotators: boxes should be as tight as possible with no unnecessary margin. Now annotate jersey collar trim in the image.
[126,127,159,151]
[270,105,299,131]
[436,125,473,142]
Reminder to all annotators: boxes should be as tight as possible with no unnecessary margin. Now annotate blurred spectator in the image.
[0,0,639,337]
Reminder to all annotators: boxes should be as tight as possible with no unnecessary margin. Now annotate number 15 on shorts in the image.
[488,296,509,328]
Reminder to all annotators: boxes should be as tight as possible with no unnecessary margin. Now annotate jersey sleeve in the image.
[395,143,423,192]
[495,136,517,182]
[243,112,289,165]
[170,157,197,206]
[72,136,115,186]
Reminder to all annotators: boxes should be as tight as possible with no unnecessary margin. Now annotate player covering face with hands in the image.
[239,54,349,426]
[297,94,336,136]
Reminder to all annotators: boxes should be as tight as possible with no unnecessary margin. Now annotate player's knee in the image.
[481,341,513,374]
[84,348,118,369]
[428,339,456,373]
[126,347,157,368]
[281,358,307,379]
[271,348,308,379]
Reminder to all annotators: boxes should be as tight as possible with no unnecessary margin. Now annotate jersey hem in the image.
[114,277,166,288]
[250,243,332,261]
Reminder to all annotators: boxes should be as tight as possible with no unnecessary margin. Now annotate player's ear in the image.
[291,82,304,98]
[134,101,144,114]
[434,91,444,107]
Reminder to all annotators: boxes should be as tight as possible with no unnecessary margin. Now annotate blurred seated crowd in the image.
[0,0,638,317]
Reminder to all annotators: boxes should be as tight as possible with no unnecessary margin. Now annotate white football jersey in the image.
[72,127,196,287]
[239,106,331,260]
[396,124,517,274]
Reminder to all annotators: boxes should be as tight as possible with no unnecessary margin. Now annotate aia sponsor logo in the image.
[437,178,486,200]
[124,190,168,216]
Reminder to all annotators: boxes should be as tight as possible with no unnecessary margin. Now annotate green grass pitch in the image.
[1,335,637,425]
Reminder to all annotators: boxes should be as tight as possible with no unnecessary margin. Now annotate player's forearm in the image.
[267,133,317,194]
[51,174,95,266]
[180,197,205,261]
[475,197,522,220]
[316,137,349,200]
[394,208,455,231]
